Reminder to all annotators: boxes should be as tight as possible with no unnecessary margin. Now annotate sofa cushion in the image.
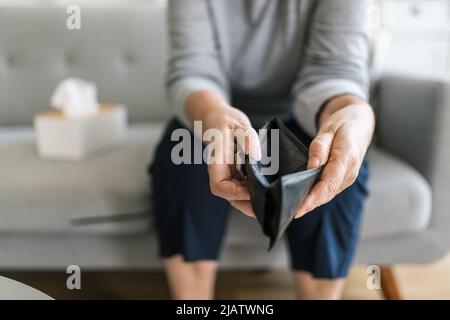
[0,123,164,235]
[0,123,432,245]
[225,146,432,246]
[360,147,432,240]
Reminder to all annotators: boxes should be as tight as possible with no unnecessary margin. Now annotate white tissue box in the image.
[34,104,127,160]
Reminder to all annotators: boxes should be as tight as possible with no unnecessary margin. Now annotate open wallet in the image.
[243,118,323,250]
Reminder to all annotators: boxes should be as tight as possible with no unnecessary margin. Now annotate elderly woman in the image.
[149,0,374,299]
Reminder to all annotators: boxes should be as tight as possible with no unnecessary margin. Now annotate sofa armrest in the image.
[374,76,447,183]
[375,76,450,252]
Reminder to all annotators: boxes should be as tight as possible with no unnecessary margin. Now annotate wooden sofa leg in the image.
[380,266,402,300]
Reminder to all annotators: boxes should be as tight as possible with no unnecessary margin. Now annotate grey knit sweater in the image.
[167,0,370,135]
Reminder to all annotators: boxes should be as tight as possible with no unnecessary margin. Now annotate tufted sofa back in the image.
[0,3,170,126]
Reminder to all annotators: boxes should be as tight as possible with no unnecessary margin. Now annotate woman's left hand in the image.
[295,95,375,219]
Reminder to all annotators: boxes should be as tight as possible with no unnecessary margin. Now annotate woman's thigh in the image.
[148,118,231,261]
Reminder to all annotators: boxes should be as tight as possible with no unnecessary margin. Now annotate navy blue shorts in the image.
[148,117,369,279]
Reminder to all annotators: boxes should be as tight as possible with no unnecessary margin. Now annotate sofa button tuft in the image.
[5,54,16,67]
[124,52,136,65]
[65,53,76,67]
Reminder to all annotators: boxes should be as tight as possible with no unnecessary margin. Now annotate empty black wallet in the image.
[244,118,323,250]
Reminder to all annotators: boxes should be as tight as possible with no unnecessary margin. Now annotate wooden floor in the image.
[2,254,450,300]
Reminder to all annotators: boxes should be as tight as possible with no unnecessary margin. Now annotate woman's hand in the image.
[186,91,261,218]
[185,91,374,220]
[295,95,375,219]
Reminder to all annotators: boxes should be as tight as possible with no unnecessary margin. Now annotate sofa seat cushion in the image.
[360,147,432,240]
[0,123,164,235]
[0,123,432,244]
[225,146,432,246]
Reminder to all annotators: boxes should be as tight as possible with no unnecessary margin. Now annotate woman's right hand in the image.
[186,91,261,218]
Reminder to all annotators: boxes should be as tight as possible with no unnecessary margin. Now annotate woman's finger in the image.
[307,131,334,169]
[235,127,261,161]
[230,200,256,218]
[208,163,250,200]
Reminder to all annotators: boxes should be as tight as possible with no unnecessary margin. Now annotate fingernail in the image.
[295,209,306,219]
[303,195,312,206]
[296,195,312,218]
[254,147,262,161]
[308,157,320,169]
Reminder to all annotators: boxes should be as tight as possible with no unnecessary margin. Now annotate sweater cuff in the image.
[294,79,368,137]
[168,77,230,128]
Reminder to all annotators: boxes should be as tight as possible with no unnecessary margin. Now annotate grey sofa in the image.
[0,4,448,277]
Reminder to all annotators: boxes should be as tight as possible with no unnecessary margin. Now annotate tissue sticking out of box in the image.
[51,78,99,118]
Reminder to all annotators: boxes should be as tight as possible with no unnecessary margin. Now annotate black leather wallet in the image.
[244,118,323,250]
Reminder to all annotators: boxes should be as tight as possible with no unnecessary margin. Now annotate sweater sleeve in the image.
[293,0,371,136]
[167,0,230,127]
